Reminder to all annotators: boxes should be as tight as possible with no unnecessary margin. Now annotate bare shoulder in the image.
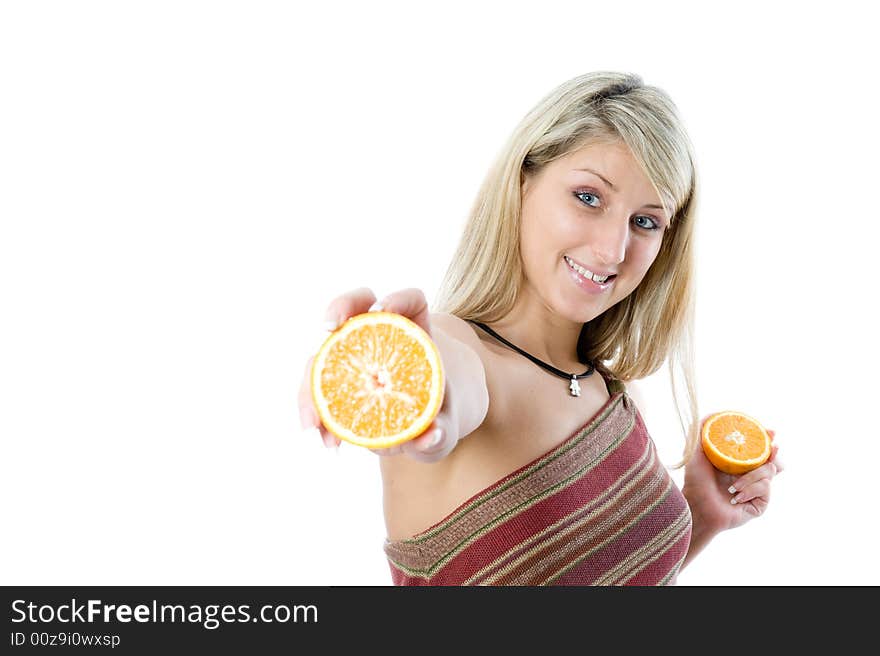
[429,312,486,355]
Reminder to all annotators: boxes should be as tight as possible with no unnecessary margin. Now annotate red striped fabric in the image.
[383,384,692,586]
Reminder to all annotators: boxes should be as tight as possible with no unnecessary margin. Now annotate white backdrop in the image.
[2,0,877,586]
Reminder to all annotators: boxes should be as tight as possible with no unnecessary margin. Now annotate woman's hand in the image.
[297,286,459,463]
[682,421,783,535]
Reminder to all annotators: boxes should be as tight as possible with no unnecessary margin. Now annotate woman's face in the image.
[519,140,670,324]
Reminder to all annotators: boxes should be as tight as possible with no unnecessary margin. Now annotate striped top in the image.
[383,376,692,586]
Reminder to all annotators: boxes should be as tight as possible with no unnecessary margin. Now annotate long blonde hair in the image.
[432,71,700,468]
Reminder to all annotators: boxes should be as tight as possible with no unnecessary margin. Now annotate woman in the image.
[298,71,782,585]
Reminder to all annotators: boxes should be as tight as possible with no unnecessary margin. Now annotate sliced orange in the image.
[701,410,772,475]
[310,311,445,449]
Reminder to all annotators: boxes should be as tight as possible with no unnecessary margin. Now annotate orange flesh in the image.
[705,414,768,461]
[317,320,437,440]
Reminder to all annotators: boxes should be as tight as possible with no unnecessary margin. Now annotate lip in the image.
[565,257,616,294]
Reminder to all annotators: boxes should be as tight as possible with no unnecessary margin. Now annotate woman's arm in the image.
[429,312,491,444]
[299,288,489,461]
[625,379,782,572]
[680,434,782,572]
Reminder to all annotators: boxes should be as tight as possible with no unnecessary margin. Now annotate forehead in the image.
[561,141,643,176]
[559,141,671,215]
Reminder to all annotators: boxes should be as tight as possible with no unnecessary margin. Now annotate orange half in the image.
[310,311,445,449]
[701,410,771,475]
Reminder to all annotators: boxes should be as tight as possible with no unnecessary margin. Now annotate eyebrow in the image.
[573,167,667,213]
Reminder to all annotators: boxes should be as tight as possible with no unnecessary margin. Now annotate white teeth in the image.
[565,256,611,284]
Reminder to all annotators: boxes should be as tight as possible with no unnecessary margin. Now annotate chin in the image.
[565,302,606,325]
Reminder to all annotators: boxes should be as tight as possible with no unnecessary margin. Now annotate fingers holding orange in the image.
[298,355,318,429]
[723,426,782,514]
[368,288,433,338]
[305,287,446,454]
[310,311,445,451]
[729,468,773,516]
[317,424,342,449]
[729,475,771,505]
[323,287,379,330]
[298,354,339,448]
[768,442,784,474]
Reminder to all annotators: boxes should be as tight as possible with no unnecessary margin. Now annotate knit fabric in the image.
[383,376,692,586]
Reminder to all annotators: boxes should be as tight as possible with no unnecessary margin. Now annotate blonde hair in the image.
[431,71,700,468]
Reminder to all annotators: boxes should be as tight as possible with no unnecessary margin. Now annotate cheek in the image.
[520,208,569,262]
[619,244,663,294]
[519,228,546,275]
[627,239,662,273]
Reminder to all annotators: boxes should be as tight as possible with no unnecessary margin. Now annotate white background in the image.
[2,1,877,586]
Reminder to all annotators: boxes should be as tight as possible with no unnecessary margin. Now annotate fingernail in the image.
[728,485,737,494]
[368,301,384,312]
[323,319,339,332]
[425,428,442,448]
[730,497,738,505]
[322,432,339,449]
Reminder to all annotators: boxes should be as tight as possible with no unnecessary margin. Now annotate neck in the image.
[485,296,584,372]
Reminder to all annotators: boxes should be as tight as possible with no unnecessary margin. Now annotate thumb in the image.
[402,414,456,463]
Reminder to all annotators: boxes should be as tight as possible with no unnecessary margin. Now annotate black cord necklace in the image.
[469,321,594,397]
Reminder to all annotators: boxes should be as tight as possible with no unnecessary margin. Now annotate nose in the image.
[590,215,629,267]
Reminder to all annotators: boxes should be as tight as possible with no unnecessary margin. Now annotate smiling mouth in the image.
[564,256,617,284]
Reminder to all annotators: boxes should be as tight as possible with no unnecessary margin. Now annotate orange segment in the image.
[700,410,771,475]
[310,311,445,449]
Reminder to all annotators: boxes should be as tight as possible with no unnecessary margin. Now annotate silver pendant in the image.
[569,375,580,397]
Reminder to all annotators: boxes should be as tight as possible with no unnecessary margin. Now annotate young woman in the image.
[298,71,782,585]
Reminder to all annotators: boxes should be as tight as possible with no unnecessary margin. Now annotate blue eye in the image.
[574,191,661,231]
[575,191,601,208]
[633,215,661,231]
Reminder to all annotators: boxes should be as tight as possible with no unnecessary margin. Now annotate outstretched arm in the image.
[298,287,489,463]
